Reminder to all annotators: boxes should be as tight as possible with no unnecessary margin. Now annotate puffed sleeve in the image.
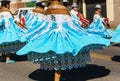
[93,14,100,23]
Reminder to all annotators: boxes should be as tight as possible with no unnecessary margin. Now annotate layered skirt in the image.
[85,19,113,38]
[0,18,26,54]
[17,14,110,70]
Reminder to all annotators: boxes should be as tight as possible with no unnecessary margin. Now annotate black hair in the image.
[1,1,10,8]
[95,8,101,11]
[63,2,69,7]
[36,2,45,9]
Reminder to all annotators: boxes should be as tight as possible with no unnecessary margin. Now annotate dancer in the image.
[17,0,110,81]
[70,2,90,28]
[0,0,26,64]
[85,4,113,38]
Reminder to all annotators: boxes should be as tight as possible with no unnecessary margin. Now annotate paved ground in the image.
[0,45,120,81]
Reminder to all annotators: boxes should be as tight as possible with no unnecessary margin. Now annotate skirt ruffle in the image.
[0,40,26,54]
[26,44,104,70]
[27,52,91,70]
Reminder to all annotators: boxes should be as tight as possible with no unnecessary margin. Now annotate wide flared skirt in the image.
[0,18,27,54]
[85,19,113,38]
[17,20,110,70]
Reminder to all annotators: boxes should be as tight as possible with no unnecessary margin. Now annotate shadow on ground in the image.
[29,64,110,81]
[111,43,120,47]
[111,55,120,62]
[0,54,27,62]
[11,54,27,61]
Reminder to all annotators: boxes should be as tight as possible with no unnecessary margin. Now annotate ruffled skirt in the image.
[17,15,110,70]
[0,18,27,54]
[85,19,113,38]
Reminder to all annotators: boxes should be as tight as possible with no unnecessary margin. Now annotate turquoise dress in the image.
[0,12,26,54]
[85,18,113,38]
[17,14,110,70]
[24,11,46,41]
[111,25,120,43]
[25,11,45,29]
